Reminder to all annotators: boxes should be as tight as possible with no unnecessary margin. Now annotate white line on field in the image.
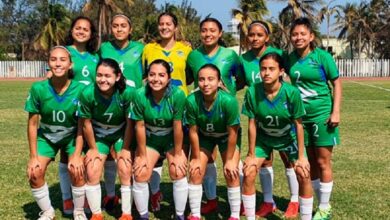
[349,81,390,93]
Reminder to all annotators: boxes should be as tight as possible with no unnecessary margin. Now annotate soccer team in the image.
[25,11,341,220]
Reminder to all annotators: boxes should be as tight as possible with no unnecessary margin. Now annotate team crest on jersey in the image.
[91,57,98,63]
[177,51,184,57]
[72,98,79,105]
[308,59,319,67]
[133,52,140,57]
[221,59,228,64]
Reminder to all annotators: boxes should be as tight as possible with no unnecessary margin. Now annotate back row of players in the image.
[26,12,341,220]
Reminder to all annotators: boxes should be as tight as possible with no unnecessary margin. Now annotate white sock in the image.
[286,168,299,202]
[133,181,149,217]
[150,166,162,194]
[242,194,256,220]
[120,185,132,214]
[227,187,241,218]
[319,181,333,209]
[104,160,117,197]
[85,184,102,214]
[260,167,274,203]
[31,183,54,212]
[173,178,188,216]
[203,162,217,200]
[59,162,72,200]
[311,178,321,200]
[188,184,202,218]
[299,196,313,220]
[71,185,86,213]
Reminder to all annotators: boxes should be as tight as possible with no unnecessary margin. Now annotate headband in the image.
[249,21,269,35]
[50,46,71,55]
[113,14,131,25]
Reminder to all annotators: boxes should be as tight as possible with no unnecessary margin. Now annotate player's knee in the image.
[117,162,131,180]
[243,168,257,184]
[134,169,150,183]
[316,157,331,170]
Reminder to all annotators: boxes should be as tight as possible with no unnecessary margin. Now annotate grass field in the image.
[1,79,390,219]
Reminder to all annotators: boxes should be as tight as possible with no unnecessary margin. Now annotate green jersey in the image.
[186,46,241,95]
[242,82,305,148]
[287,48,339,122]
[25,80,84,144]
[239,46,284,86]
[185,89,240,138]
[66,45,99,85]
[78,84,134,143]
[131,85,186,147]
[99,41,144,88]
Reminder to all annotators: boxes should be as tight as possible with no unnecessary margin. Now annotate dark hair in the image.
[259,52,285,69]
[248,20,270,35]
[65,16,98,53]
[112,14,132,40]
[158,12,178,27]
[290,17,316,49]
[199,17,225,46]
[49,46,74,79]
[147,59,172,78]
[198,63,221,80]
[96,58,126,93]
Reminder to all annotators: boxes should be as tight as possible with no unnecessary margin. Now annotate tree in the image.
[232,0,268,54]
[317,0,339,51]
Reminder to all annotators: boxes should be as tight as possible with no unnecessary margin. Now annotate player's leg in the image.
[150,157,164,212]
[201,147,218,214]
[102,148,118,211]
[59,150,73,215]
[257,153,276,217]
[279,151,299,218]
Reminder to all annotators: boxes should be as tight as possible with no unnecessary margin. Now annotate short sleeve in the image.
[24,84,40,114]
[225,96,240,126]
[241,88,255,118]
[173,89,186,120]
[184,96,197,126]
[77,89,92,119]
[321,50,339,80]
[289,87,306,119]
[130,91,145,121]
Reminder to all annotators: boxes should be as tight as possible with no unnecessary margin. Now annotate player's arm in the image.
[173,120,184,154]
[247,118,256,157]
[224,124,240,178]
[69,119,86,178]
[329,77,342,127]
[27,113,40,179]
[122,118,134,151]
[133,120,148,176]
[294,118,310,177]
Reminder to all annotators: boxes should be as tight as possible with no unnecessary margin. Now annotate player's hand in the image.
[170,153,188,178]
[117,149,132,168]
[223,159,239,180]
[84,148,102,168]
[133,155,148,177]
[327,111,340,128]
[243,156,258,176]
[189,158,201,176]
[27,157,42,180]
[294,157,310,178]
[68,154,85,179]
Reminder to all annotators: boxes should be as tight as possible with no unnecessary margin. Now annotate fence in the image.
[0,59,389,78]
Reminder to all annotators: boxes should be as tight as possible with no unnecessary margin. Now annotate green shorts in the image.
[95,137,124,155]
[255,141,305,162]
[303,121,340,147]
[37,135,75,159]
[199,128,242,154]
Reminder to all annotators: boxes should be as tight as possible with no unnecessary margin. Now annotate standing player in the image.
[288,17,341,220]
[79,59,135,220]
[131,59,188,220]
[186,17,244,214]
[141,12,192,211]
[25,46,87,220]
[99,14,144,88]
[239,21,300,218]
[186,64,241,220]
[55,16,100,215]
[241,53,313,220]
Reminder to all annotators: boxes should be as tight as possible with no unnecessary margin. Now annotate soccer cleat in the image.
[73,211,87,220]
[187,215,201,220]
[201,198,217,214]
[151,191,163,212]
[63,198,74,215]
[118,213,133,220]
[102,195,119,211]
[284,201,299,218]
[313,206,332,220]
[255,202,276,217]
[240,202,245,216]
[90,213,104,220]
[38,210,55,220]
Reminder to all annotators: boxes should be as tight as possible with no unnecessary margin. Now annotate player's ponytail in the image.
[96,58,126,93]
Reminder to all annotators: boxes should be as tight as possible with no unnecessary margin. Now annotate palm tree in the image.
[274,0,323,21]
[334,3,357,58]
[82,0,134,45]
[232,0,269,54]
[33,3,71,51]
[317,0,338,51]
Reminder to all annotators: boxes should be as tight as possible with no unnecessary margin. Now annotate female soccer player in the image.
[99,14,144,88]
[186,18,244,213]
[25,46,86,220]
[186,64,241,220]
[240,21,300,218]
[141,12,192,211]
[288,17,341,220]
[131,59,188,220]
[57,16,100,215]
[79,59,135,220]
[241,53,313,220]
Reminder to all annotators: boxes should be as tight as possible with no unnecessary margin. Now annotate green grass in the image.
[1,79,390,219]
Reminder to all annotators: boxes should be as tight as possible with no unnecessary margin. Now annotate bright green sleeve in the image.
[77,86,93,119]
[24,83,40,114]
[321,50,339,80]
[225,96,240,126]
[131,91,145,121]
[241,87,255,118]
[184,95,197,125]
[290,86,306,119]
[173,88,186,120]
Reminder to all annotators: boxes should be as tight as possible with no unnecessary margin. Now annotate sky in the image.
[155,0,361,35]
